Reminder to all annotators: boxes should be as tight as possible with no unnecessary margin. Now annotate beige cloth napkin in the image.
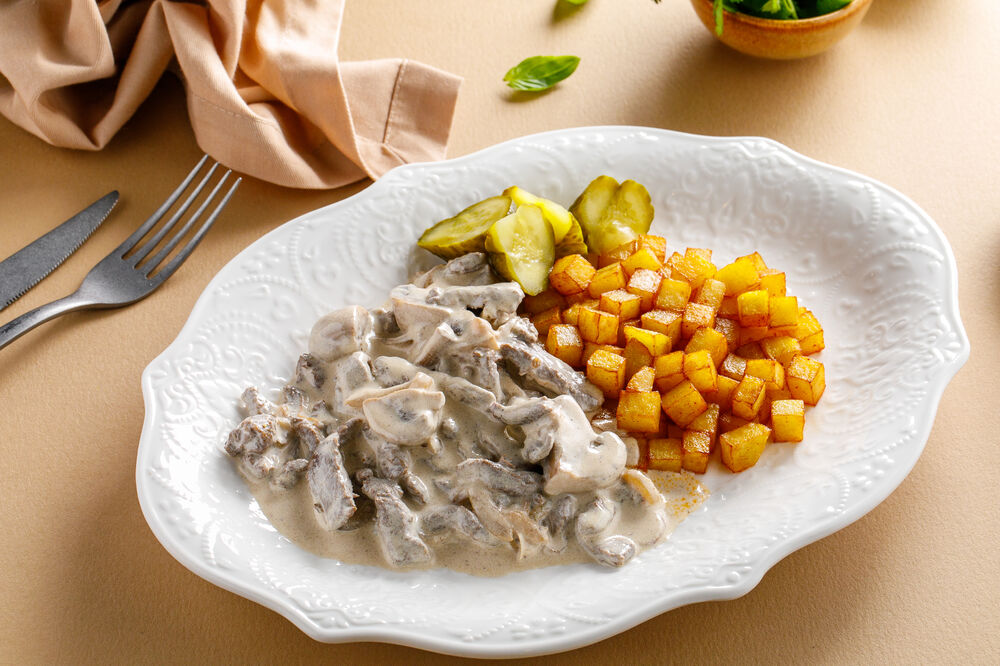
[0,0,462,189]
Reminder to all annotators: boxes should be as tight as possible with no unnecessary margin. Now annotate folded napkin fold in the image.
[0,0,462,189]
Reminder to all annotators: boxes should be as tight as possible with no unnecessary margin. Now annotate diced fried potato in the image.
[624,338,655,380]
[531,306,562,337]
[669,252,716,290]
[549,254,596,295]
[624,326,671,357]
[689,402,720,443]
[739,325,770,346]
[622,247,663,275]
[587,262,628,298]
[720,423,771,472]
[617,391,662,433]
[681,430,712,473]
[758,268,786,296]
[640,309,682,348]
[637,235,667,263]
[683,349,718,393]
[745,358,785,391]
[714,318,739,351]
[786,355,826,405]
[682,302,717,339]
[720,353,747,381]
[737,289,769,328]
[578,306,619,344]
[738,251,768,272]
[795,308,825,355]
[719,411,750,434]
[762,385,792,423]
[616,318,640,347]
[626,366,656,392]
[686,247,712,261]
[586,349,627,397]
[582,342,624,365]
[653,351,686,392]
[661,380,709,427]
[761,335,802,366]
[600,289,641,320]
[626,268,662,312]
[735,342,766,359]
[771,399,805,442]
[562,299,599,326]
[716,256,760,296]
[718,296,739,320]
[705,375,739,410]
[685,327,728,367]
[654,277,692,312]
[545,324,584,367]
[732,375,766,420]
[648,437,683,472]
[521,288,566,315]
[693,278,726,311]
[599,241,638,268]
[769,296,799,328]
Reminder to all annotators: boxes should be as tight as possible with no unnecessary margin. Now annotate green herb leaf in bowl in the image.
[503,55,581,92]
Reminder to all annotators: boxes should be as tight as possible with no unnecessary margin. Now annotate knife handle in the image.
[0,292,96,351]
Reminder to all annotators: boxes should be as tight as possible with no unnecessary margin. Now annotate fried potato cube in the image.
[720,353,747,381]
[549,254,596,295]
[732,375,766,420]
[647,437,683,472]
[685,327,729,367]
[705,376,739,410]
[637,234,667,263]
[795,308,825,355]
[683,349,718,393]
[562,299,599,326]
[769,296,799,329]
[762,385,792,422]
[720,423,772,473]
[761,335,802,366]
[522,288,567,315]
[654,277,692,312]
[616,318,640,347]
[531,306,562,337]
[626,268,663,312]
[565,291,595,306]
[578,306,620,344]
[669,252,716,290]
[624,326,671,357]
[718,296,739,320]
[716,256,760,296]
[758,268,786,296]
[624,337,655,380]
[771,399,805,442]
[599,240,639,268]
[689,402,720,441]
[600,289,642,320]
[714,318,739,352]
[582,342,624,365]
[735,342,766,359]
[626,366,657,392]
[681,430,712,473]
[738,251,768,272]
[682,302,717,339]
[686,247,712,261]
[653,351,686,392]
[737,289,769,328]
[587,348,627,397]
[719,411,750,434]
[739,325,770,346]
[640,309,682,348]
[786,355,826,405]
[745,358,785,391]
[693,278,726,311]
[546,324,584,367]
[623,247,663,275]
[617,391,662,433]
[587,262,628,298]
[661,380,709,427]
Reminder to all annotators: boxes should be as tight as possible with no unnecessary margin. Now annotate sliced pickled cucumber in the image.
[417,195,512,259]
[504,185,588,256]
[569,177,654,254]
[484,205,554,295]
[569,175,619,247]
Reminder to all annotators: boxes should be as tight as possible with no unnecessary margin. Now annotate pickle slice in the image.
[569,175,619,247]
[484,204,554,295]
[504,185,587,257]
[417,195,512,259]
[569,177,654,255]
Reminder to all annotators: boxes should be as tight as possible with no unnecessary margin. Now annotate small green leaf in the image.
[814,0,852,13]
[714,0,725,35]
[563,0,589,5]
[503,56,581,92]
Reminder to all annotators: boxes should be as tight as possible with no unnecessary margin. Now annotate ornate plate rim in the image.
[136,126,969,658]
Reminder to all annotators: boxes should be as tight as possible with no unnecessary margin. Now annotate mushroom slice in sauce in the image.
[308,305,373,362]
[425,283,523,325]
[357,469,432,567]
[362,386,445,447]
[307,430,357,531]
[575,496,638,568]
[545,427,627,496]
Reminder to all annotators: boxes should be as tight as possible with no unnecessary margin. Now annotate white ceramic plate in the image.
[136,127,969,658]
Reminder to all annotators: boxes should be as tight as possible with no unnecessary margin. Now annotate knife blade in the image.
[0,191,119,310]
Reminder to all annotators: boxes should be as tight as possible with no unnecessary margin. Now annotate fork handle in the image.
[0,292,97,351]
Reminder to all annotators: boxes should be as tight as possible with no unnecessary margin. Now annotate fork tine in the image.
[143,170,231,276]
[129,162,219,267]
[149,177,241,282]
[115,154,210,257]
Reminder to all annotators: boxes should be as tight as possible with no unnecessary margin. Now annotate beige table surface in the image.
[2,1,999,663]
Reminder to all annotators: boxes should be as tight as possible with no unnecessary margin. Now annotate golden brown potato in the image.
[661,380,709,427]
[617,391,662,433]
[720,423,771,473]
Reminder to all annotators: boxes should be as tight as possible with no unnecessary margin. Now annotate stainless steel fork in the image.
[0,156,241,351]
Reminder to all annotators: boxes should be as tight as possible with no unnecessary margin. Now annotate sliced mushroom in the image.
[362,386,445,447]
[308,305,373,362]
[575,496,638,568]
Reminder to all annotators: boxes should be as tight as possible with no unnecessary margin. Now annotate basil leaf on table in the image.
[503,56,581,92]
[563,0,589,5]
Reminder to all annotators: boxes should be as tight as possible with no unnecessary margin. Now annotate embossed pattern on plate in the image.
[136,127,969,658]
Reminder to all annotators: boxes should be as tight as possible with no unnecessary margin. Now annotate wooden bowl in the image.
[690,0,874,59]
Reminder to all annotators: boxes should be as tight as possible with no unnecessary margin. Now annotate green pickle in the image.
[484,204,555,295]
[503,186,588,256]
[417,195,512,259]
[569,176,654,255]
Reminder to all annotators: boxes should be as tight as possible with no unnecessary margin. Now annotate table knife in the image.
[0,191,118,310]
